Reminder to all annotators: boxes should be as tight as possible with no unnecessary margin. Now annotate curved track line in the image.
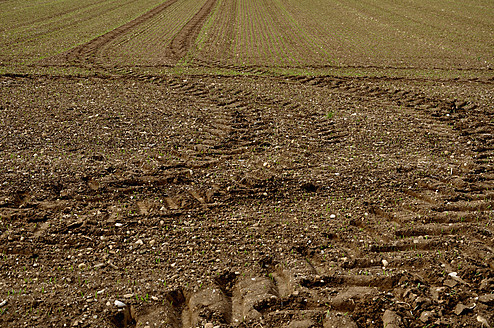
[166,0,218,62]
[58,0,180,67]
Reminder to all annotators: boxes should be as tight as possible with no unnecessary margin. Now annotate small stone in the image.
[123,293,133,299]
[478,294,494,305]
[414,296,432,307]
[430,287,446,302]
[330,214,336,219]
[78,263,87,270]
[454,303,475,315]
[477,315,491,327]
[115,223,123,227]
[94,263,105,269]
[443,279,457,288]
[287,319,315,328]
[480,278,493,291]
[382,310,402,328]
[149,239,156,246]
[204,323,214,328]
[382,259,389,267]
[419,311,433,323]
[114,300,126,308]
[135,239,143,245]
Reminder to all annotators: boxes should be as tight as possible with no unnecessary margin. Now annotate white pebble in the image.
[114,300,126,308]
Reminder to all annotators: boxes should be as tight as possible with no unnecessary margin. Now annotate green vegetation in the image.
[1,0,492,78]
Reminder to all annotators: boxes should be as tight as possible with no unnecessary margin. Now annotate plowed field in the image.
[0,0,493,327]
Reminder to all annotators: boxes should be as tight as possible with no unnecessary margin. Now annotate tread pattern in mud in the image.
[0,75,492,328]
[117,76,493,328]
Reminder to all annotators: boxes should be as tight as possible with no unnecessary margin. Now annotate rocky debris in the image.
[480,278,493,291]
[323,312,357,328]
[287,319,316,328]
[382,310,403,328]
[453,302,475,315]
[443,279,457,288]
[419,311,435,323]
[478,294,494,305]
[1,71,493,328]
[477,315,491,327]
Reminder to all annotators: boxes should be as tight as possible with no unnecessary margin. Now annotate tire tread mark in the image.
[60,0,180,67]
[166,0,218,62]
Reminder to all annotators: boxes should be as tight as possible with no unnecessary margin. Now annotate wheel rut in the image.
[45,0,180,68]
[113,75,492,328]
[287,75,494,289]
[1,74,492,328]
[121,254,406,328]
[166,0,218,63]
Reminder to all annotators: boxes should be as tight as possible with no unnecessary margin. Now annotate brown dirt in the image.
[1,0,494,327]
[1,73,493,328]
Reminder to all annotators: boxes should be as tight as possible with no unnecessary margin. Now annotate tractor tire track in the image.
[292,75,494,271]
[166,0,218,62]
[50,0,180,68]
[122,254,404,328]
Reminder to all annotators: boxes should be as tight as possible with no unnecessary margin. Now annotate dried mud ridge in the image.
[0,73,492,328]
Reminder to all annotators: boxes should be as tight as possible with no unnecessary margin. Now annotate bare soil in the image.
[0,0,493,327]
[1,73,493,328]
